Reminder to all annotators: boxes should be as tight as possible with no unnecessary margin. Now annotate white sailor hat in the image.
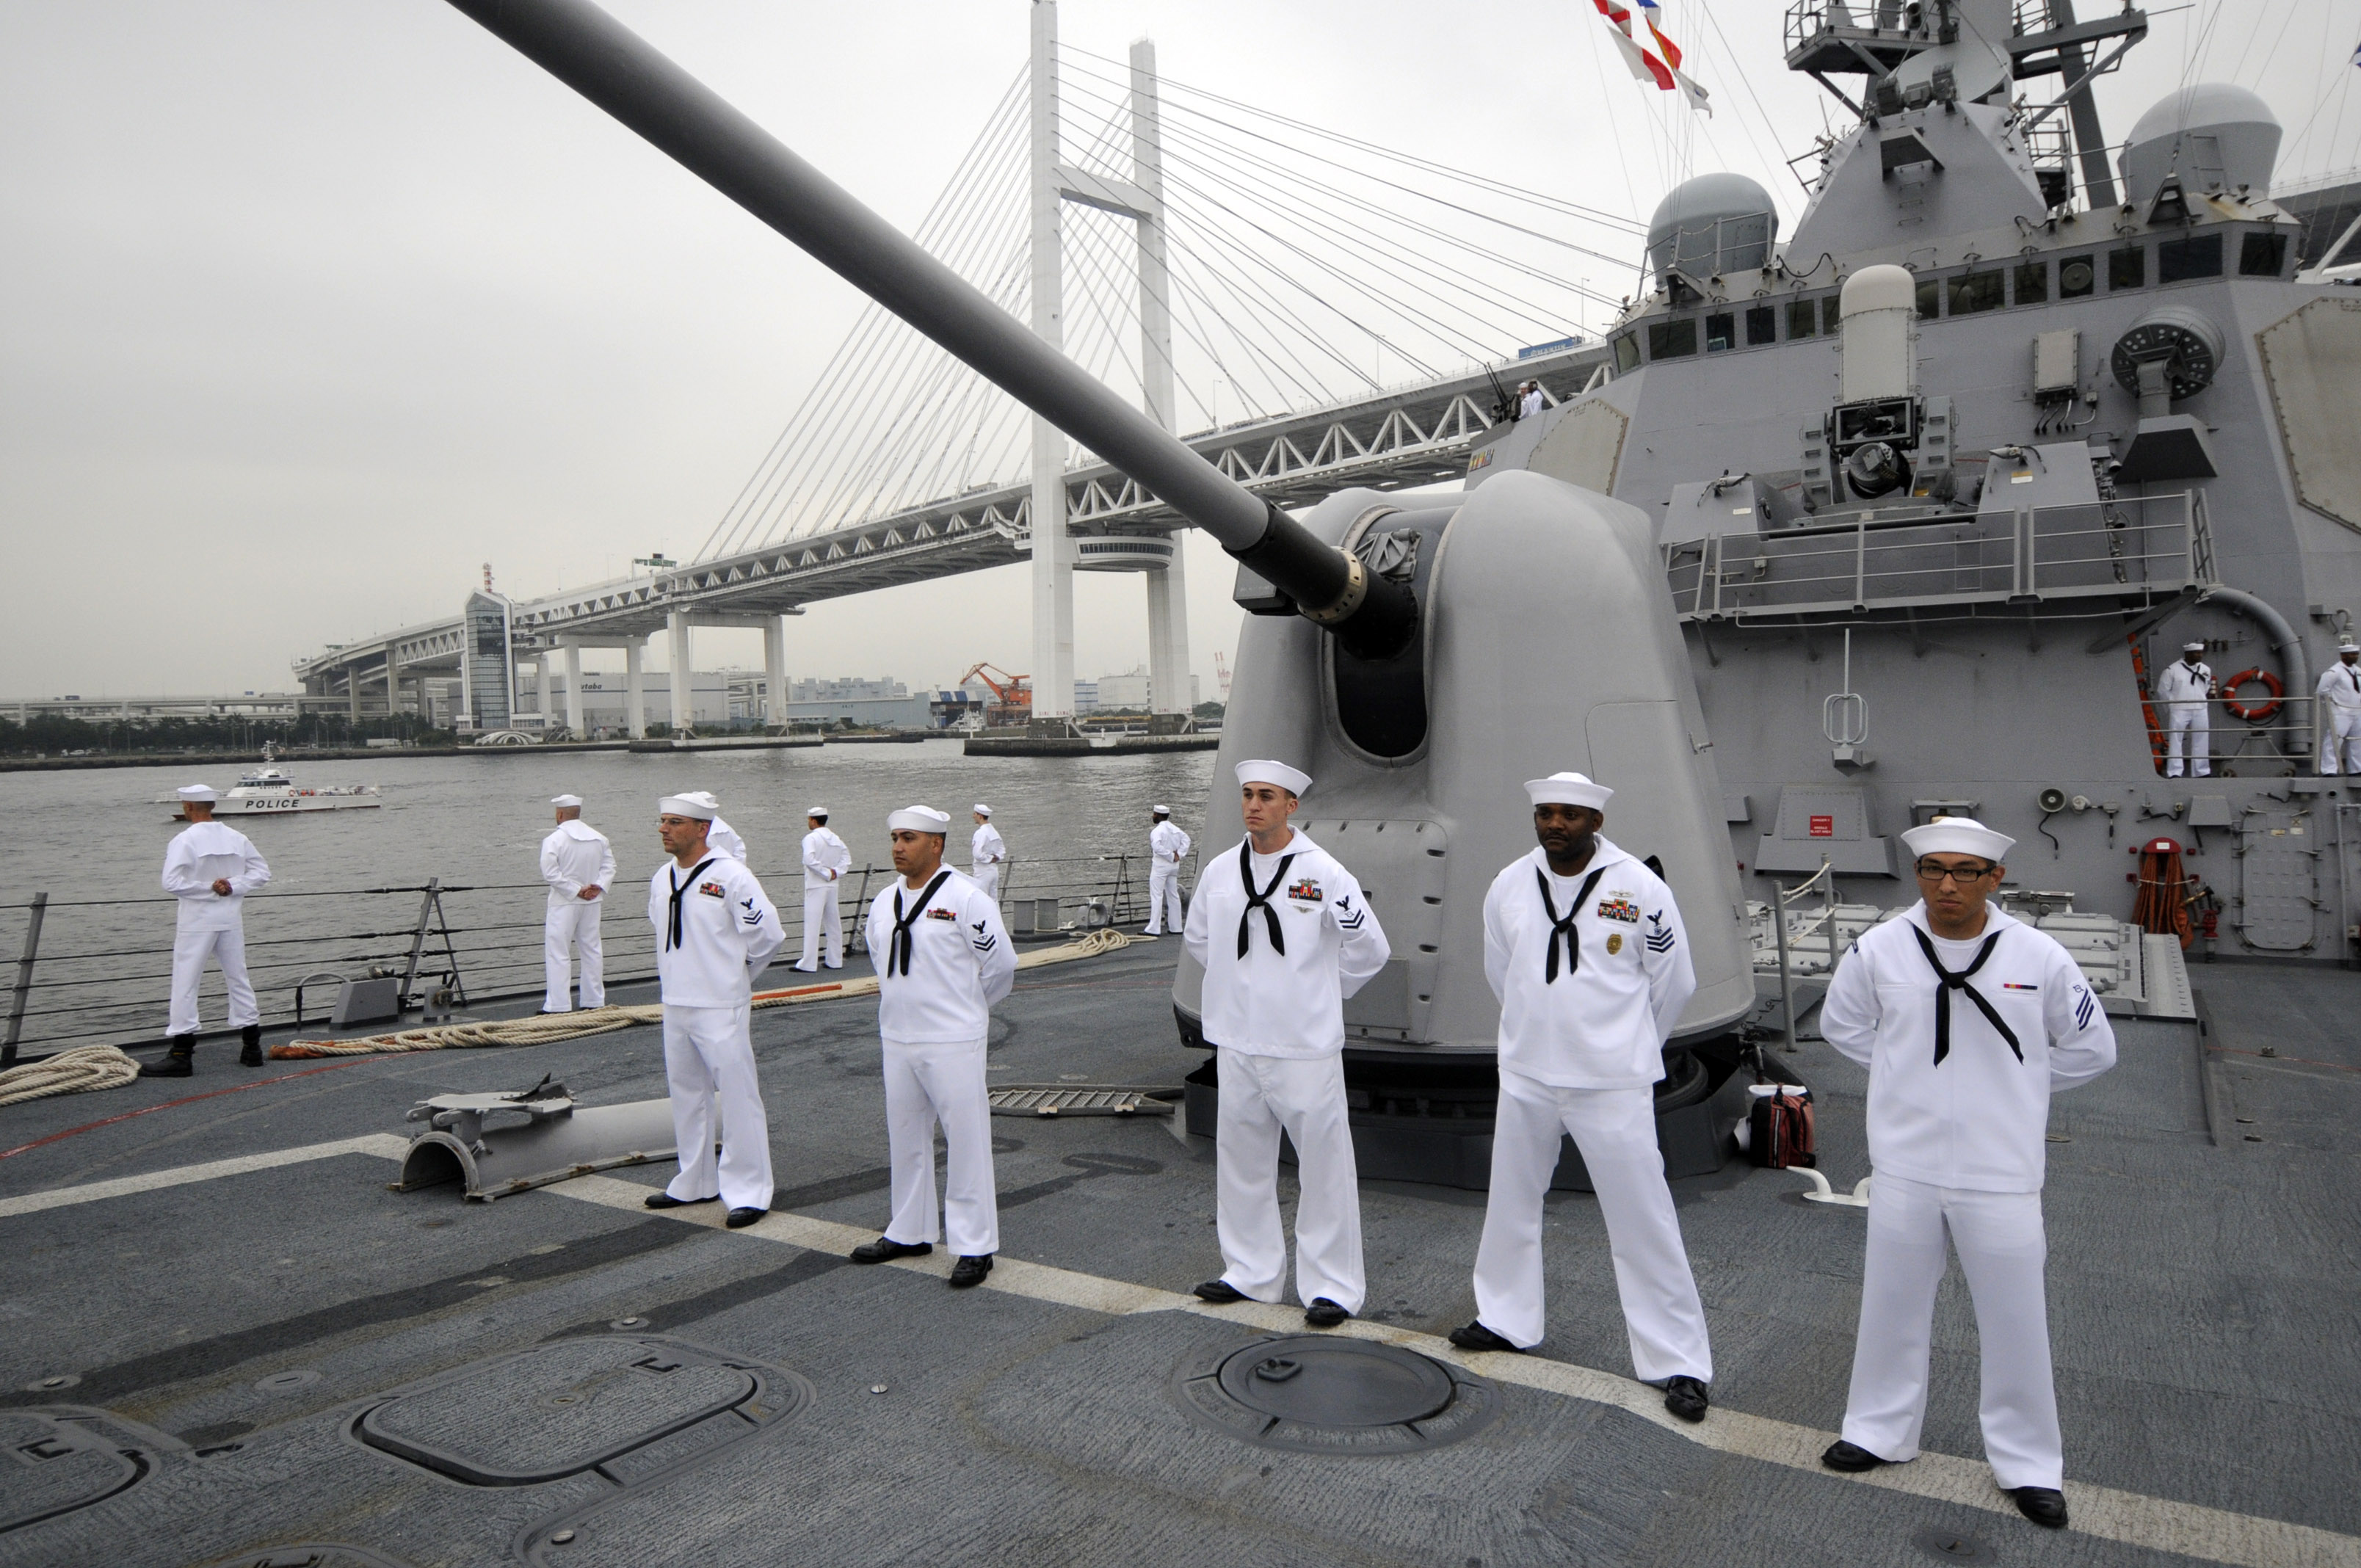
[551,794,583,808]
[1152,803,1170,816]
[2183,641,2207,653]
[1525,771,1612,810]
[657,793,717,821]
[1900,815,2015,864]
[1235,759,1311,796]
[2340,642,2360,654]
[806,805,829,819]
[176,784,220,803]
[972,803,993,817]
[889,805,952,834]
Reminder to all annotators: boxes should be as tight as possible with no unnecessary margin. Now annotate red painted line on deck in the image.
[0,1058,391,1161]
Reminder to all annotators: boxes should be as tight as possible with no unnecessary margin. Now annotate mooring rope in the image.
[0,1045,144,1108]
[269,928,1145,1060]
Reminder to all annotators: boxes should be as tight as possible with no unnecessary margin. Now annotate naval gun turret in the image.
[440,0,1763,1186]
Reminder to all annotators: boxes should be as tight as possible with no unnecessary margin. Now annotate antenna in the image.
[1824,627,1871,771]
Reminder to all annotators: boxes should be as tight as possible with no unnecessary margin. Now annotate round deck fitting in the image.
[1172,1333,1498,1455]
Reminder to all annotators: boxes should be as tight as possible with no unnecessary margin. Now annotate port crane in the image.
[958,662,1032,727]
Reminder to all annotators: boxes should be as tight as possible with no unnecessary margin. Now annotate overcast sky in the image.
[4,0,2354,700]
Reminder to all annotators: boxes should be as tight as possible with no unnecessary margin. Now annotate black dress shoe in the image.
[139,1034,196,1078]
[725,1207,767,1229]
[849,1236,934,1264]
[1821,1439,1890,1473]
[239,1025,263,1068]
[2009,1487,2068,1528]
[1303,1297,1352,1328]
[1662,1376,1710,1423]
[1192,1279,1247,1304]
[1448,1321,1522,1354]
[643,1192,719,1210]
[948,1254,993,1288]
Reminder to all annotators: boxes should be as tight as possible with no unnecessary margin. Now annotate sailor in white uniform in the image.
[1448,772,1713,1424]
[849,805,1017,1289]
[1183,759,1390,1327]
[1816,816,2116,1531]
[1143,805,1190,935]
[644,792,786,1229]
[795,806,852,971]
[540,794,615,1014]
[2315,642,2361,774]
[2156,641,2215,778]
[968,805,1006,901]
[148,785,272,1077]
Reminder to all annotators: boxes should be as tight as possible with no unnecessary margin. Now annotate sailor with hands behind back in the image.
[149,785,272,1076]
[850,806,1018,1289]
[1816,816,2115,1530]
[645,792,786,1230]
[1448,772,1713,1425]
[1183,760,1390,1329]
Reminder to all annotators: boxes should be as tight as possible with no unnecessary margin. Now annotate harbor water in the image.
[0,741,1217,1054]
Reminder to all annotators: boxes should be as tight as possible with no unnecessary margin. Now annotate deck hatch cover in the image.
[0,1409,152,1533]
[1171,1334,1498,1455]
[358,1337,772,1486]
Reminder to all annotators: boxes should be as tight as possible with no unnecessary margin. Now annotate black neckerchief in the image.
[888,871,954,976]
[1908,923,2021,1066]
[664,857,717,951]
[2346,664,2358,692]
[1536,863,1608,983]
[1236,838,1299,959]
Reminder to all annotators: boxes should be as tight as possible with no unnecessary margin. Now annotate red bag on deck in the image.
[1748,1086,1817,1169]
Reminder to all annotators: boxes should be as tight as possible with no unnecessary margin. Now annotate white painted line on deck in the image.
[550,1172,2361,1568]
[0,1133,413,1218]
[2,1145,2347,1567]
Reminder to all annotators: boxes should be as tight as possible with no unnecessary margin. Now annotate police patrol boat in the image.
[156,744,382,816]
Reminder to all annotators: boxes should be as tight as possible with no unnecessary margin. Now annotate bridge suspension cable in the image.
[697,43,1649,564]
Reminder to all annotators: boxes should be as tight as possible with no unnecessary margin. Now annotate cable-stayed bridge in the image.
[294,5,1623,736]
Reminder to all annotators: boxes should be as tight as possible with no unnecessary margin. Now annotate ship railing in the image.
[0,850,1197,1064]
[1662,491,2202,624]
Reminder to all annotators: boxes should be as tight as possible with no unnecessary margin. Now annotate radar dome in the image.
[2119,84,2281,207]
[1647,173,1779,282]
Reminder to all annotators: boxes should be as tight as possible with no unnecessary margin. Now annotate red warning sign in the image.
[1808,815,1834,838]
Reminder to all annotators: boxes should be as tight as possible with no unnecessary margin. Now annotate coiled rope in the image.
[0,1045,143,1108]
[271,928,1145,1060]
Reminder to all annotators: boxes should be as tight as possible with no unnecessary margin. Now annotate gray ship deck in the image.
[1,941,2354,1568]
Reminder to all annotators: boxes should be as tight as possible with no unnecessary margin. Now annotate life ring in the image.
[2222,667,2282,723]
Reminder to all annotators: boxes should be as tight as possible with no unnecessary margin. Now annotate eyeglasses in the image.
[1914,860,1995,885]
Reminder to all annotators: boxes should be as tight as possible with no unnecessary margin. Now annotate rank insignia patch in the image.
[1606,933,1623,955]
[698,882,727,898]
[1287,879,1324,903]
[1595,896,1640,924]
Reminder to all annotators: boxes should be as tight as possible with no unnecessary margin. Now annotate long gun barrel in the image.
[442,0,1418,661]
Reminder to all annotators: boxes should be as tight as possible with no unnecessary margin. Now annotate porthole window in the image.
[2238,231,2289,277]
[1705,312,1735,351]
[2014,260,2048,305]
[1788,298,1818,338]
[2108,245,2145,291]
[2158,233,2224,282]
[1948,270,2006,314]
[1613,333,1640,373]
[1745,305,1777,346]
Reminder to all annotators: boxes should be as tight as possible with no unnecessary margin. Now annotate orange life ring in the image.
[2222,667,2282,723]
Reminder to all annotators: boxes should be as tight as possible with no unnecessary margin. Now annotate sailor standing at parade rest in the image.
[795,806,852,972]
[2157,641,2216,779]
[1816,816,2116,1530]
[1143,805,1191,936]
[2315,642,2361,775]
[1183,760,1390,1327]
[540,794,615,1015]
[643,793,786,1229]
[968,805,1005,901]
[849,805,1017,1288]
[146,785,272,1077]
[1448,772,1714,1424]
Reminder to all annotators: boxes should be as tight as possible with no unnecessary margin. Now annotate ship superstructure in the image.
[1472,0,2361,962]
